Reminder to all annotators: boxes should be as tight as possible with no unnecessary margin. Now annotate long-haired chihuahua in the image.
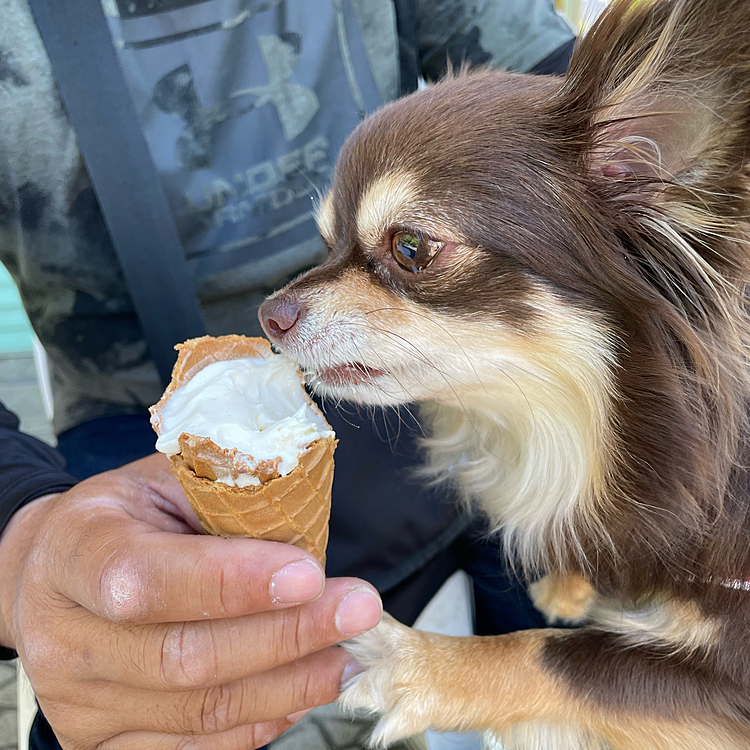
[259,1,750,747]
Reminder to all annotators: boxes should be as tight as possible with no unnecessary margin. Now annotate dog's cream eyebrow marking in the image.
[356,171,419,249]
[315,191,335,247]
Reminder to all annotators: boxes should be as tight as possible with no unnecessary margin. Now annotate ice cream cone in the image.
[150,335,337,565]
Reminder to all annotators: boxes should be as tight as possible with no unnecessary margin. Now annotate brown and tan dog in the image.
[258,1,750,747]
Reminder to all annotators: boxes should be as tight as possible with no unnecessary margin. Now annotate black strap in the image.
[28,0,207,386]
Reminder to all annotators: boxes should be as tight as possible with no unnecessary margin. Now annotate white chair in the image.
[17,661,34,750]
[413,571,483,750]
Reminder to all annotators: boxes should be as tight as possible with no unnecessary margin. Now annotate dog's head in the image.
[261,1,748,414]
[259,0,750,576]
[271,72,592,405]
[260,70,619,411]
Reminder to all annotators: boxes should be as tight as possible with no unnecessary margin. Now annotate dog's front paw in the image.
[529,573,596,625]
[339,613,435,748]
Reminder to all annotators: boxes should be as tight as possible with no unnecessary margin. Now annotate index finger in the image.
[72,578,379,691]
[54,511,326,623]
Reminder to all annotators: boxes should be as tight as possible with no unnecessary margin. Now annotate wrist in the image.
[0,493,60,651]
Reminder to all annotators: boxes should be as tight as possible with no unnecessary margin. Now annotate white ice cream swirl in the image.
[154,355,333,486]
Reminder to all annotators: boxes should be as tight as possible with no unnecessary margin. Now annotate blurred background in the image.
[557,0,610,31]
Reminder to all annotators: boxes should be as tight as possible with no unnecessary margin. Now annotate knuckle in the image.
[21,635,61,695]
[196,682,244,734]
[158,622,218,690]
[19,590,98,689]
[98,554,147,623]
[20,639,49,680]
[57,642,93,685]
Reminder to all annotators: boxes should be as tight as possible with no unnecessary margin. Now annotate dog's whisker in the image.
[365,306,489,394]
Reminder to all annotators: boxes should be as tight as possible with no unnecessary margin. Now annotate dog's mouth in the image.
[312,362,387,387]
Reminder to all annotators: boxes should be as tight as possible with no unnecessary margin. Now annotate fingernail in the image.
[270,560,325,604]
[335,588,383,636]
[287,707,313,724]
[340,659,364,690]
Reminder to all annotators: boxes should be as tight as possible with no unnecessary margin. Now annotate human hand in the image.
[0,453,382,749]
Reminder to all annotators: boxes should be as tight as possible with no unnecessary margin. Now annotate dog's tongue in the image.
[318,362,385,386]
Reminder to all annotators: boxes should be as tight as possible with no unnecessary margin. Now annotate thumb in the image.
[51,500,325,623]
[114,452,206,533]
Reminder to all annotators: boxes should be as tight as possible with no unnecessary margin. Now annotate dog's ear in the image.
[542,2,750,531]
[555,0,750,208]
[546,0,750,381]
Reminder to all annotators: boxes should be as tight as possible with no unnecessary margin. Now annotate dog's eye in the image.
[391,232,443,273]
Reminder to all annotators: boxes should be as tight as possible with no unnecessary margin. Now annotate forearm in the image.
[342,619,747,748]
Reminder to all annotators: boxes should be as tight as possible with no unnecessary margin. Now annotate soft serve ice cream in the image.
[154,355,334,486]
[149,335,337,563]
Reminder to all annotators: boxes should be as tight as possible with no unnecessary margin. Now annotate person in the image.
[0,1,576,748]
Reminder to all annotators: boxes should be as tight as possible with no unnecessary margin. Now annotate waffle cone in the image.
[170,436,335,564]
[150,335,337,565]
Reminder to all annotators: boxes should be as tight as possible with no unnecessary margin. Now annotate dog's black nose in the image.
[259,297,304,342]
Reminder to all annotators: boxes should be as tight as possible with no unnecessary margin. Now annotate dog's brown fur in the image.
[258,1,750,747]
